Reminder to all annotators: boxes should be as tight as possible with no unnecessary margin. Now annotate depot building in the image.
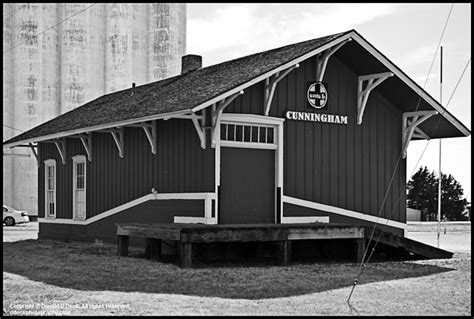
[4,29,470,246]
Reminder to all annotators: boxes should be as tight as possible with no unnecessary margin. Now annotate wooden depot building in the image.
[4,30,470,266]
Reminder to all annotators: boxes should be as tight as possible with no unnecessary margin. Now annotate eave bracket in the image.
[29,143,39,167]
[54,138,66,165]
[105,127,124,158]
[316,38,352,82]
[211,90,244,147]
[264,64,299,116]
[357,71,394,124]
[141,122,157,154]
[190,113,206,149]
[401,110,438,158]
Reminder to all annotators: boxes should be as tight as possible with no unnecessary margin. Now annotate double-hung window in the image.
[44,159,56,218]
[72,155,87,220]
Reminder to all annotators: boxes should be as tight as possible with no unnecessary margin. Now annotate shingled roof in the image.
[3,29,470,147]
[4,30,350,146]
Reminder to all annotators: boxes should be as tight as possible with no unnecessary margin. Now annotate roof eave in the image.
[349,31,470,137]
[3,109,191,149]
[191,30,470,138]
[191,31,355,114]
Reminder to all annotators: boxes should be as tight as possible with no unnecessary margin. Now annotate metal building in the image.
[2,3,187,216]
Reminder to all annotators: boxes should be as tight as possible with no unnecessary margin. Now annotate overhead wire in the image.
[357,55,470,270]
[3,124,25,133]
[347,2,456,307]
[3,3,97,54]
[2,4,24,23]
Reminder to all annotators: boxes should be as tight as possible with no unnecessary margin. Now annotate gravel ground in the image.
[3,222,471,316]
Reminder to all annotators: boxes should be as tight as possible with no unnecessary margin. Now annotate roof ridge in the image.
[197,30,353,73]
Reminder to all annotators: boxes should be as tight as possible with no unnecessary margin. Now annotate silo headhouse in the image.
[4,30,470,265]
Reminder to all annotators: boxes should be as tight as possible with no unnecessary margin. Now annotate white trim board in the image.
[281,216,329,224]
[39,192,216,225]
[174,216,217,224]
[283,195,407,231]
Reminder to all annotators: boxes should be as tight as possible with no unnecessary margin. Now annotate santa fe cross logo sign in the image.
[307,82,328,109]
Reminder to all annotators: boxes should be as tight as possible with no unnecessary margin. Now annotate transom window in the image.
[220,123,275,144]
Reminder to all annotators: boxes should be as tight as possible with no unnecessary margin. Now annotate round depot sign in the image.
[307,82,328,109]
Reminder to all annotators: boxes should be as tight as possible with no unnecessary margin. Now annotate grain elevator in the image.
[3,3,187,215]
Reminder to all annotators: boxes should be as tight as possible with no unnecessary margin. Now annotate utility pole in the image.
[437,46,443,248]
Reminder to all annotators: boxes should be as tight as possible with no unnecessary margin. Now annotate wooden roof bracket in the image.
[190,112,206,149]
[29,143,39,166]
[211,90,244,147]
[80,133,92,161]
[264,64,299,116]
[401,110,438,158]
[69,133,93,161]
[142,121,157,155]
[357,72,394,124]
[103,127,124,158]
[128,121,157,154]
[54,138,66,165]
[316,38,352,82]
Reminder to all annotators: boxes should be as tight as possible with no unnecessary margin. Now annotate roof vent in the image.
[181,54,202,74]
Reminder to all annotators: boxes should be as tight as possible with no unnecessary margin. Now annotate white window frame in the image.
[72,155,87,220]
[44,159,57,219]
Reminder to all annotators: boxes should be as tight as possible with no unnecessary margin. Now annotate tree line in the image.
[407,166,469,221]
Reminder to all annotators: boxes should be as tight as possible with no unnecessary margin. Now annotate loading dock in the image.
[116,223,366,268]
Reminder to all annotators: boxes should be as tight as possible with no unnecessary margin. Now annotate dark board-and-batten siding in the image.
[225,54,406,224]
[38,119,215,219]
[38,200,204,245]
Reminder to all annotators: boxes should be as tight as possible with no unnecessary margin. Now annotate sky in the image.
[187,3,472,203]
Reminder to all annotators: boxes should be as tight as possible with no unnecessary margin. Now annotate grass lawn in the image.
[3,239,454,300]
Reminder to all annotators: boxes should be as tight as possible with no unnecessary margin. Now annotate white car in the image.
[3,205,29,226]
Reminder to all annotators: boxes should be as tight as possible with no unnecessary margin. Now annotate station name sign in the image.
[285,111,348,125]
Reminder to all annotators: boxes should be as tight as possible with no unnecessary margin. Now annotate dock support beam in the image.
[145,238,162,260]
[356,238,366,263]
[279,240,292,265]
[179,242,193,268]
[118,235,129,257]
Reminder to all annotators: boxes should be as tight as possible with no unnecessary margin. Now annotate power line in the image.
[3,124,25,132]
[3,4,24,23]
[3,3,97,54]
[444,58,471,108]
[347,3,456,306]
[348,54,470,307]
[412,3,454,114]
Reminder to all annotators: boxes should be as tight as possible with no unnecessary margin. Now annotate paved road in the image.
[3,222,38,242]
[406,230,471,254]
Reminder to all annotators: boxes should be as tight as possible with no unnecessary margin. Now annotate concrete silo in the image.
[3,2,15,206]
[2,3,187,216]
[60,3,105,113]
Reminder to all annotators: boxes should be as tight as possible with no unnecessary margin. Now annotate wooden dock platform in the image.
[116,223,366,268]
